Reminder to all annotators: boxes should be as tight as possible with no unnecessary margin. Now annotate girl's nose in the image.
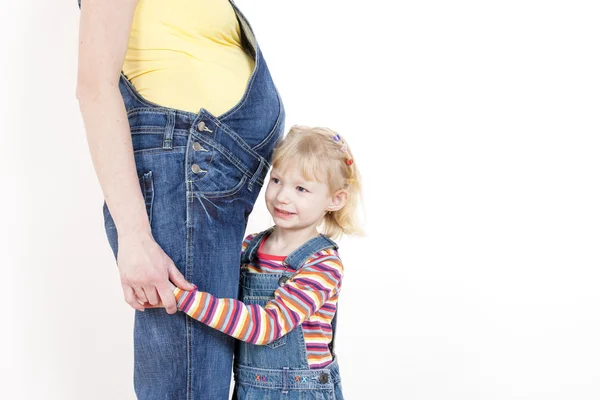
[276,188,290,204]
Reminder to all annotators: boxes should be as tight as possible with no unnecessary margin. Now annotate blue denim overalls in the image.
[78,1,286,399]
[233,228,344,400]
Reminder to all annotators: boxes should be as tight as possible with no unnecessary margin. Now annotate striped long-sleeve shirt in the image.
[173,233,344,369]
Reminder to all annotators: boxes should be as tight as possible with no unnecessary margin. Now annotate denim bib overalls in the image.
[233,228,344,400]
[77,1,286,399]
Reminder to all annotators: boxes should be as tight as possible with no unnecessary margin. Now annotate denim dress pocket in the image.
[242,295,287,349]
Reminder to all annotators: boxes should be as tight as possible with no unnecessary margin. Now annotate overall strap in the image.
[241,227,339,272]
[283,234,338,271]
[240,227,275,265]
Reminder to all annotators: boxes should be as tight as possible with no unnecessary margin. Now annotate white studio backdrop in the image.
[1,1,599,399]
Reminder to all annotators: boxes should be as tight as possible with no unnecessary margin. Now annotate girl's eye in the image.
[272,178,280,184]
[297,186,308,193]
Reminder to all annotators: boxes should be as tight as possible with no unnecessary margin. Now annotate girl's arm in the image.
[76,0,193,313]
[173,253,344,345]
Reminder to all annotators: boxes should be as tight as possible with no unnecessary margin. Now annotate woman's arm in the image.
[173,255,344,345]
[76,0,194,313]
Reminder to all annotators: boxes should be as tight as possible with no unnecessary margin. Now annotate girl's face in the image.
[265,164,334,233]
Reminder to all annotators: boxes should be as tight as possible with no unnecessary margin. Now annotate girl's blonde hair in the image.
[271,125,365,240]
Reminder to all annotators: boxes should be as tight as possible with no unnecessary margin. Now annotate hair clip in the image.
[332,134,353,166]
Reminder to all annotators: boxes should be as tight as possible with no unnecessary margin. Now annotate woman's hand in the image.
[139,282,183,309]
[117,229,195,314]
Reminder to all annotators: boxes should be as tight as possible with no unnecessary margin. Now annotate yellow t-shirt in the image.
[123,0,255,116]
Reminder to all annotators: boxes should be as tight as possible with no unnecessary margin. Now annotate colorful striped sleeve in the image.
[240,234,255,254]
[173,252,344,345]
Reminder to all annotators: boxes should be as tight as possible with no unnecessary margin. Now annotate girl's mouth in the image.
[275,207,295,218]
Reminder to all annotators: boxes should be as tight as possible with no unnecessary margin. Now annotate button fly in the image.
[191,164,204,174]
[192,142,205,151]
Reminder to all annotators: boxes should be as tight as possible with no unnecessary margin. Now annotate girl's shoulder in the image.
[302,246,344,274]
[240,228,274,253]
[241,233,259,253]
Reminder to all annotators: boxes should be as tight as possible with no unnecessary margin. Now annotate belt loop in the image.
[163,111,175,150]
[282,367,289,394]
[247,157,267,192]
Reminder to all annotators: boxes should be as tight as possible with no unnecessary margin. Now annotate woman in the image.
[76,1,285,398]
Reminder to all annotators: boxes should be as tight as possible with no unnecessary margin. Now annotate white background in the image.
[2,1,599,399]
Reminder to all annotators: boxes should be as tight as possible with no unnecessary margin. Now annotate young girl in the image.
[169,125,363,399]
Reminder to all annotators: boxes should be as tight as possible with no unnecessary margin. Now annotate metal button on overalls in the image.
[197,121,206,131]
[318,373,329,384]
[191,164,203,174]
[278,276,289,287]
[192,142,204,151]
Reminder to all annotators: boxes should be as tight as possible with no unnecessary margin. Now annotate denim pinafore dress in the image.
[233,228,344,400]
[78,1,286,399]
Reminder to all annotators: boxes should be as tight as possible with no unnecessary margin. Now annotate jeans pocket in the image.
[102,170,155,260]
[138,171,155,225]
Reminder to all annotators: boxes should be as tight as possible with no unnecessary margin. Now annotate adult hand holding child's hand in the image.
[117,229,195,314]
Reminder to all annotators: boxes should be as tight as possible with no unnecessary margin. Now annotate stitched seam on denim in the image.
[126,108,173,117]
[252,89,284,153]
[195,175,248,199]
[235,362,335,373]
[185,189,194,400]
[233,377,329,390]
[130,127,164,133]
[130,129,190,137]
[163,111,175,149]
[247,158,267,190]
[186,314,192,400]
[235,382,325,390]
[198,115,263,163]
[133,146,186,155]
[194,134,253,180]
[126,108,195,123]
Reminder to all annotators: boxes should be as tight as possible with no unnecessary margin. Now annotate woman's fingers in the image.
[122,284,146,311]
[168,264,196,291]
[157,282,178,314]
[143,286,160,306]
[134,287,148,304]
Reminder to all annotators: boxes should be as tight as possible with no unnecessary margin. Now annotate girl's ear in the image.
[327,189,348,213]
